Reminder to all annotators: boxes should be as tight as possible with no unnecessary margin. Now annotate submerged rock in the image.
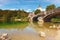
[49,25,60,29]
[38,31,46,37]
[57,25,60,29]
[49,25,57,29]
[0,33,11,40]
[49,26,53,28]
[53,25,56,28]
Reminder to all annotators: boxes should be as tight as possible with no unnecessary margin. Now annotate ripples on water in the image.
[0,22,60,40]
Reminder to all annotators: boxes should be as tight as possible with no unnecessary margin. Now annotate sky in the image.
[0,0,60,12]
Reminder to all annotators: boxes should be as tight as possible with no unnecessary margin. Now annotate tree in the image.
[46,4,56,11]
[34,9,41,14]
[57,7,60,8]
[17,10,28,18]
[0,9,28,22]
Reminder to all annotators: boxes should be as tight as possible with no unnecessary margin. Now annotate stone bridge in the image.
[33,8,60,22]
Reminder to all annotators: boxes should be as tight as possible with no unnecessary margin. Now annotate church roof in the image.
[38,5,41,8]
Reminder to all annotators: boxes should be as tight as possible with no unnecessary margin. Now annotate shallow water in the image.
[0,22,60,40]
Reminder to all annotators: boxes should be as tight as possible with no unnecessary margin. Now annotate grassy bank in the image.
[51,18,60,22]
[0,21,29,29]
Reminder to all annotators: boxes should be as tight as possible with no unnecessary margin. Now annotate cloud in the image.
[26,9,32,12]
[41,8,46,11]
[9,9,16,10]
[5,8,19,10]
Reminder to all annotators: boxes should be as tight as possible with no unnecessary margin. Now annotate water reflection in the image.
[0,22,60,40]
[55,30,60,40]
[0,27,40,40]
[30,22,60,40]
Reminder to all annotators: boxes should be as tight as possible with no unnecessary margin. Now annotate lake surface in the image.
[0,22,60,40]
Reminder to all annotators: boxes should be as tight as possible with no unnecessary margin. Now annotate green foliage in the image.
[51,18,60,22]
[0,9,28,23]
[46,4,56,11]
[34,9,41,14]
[57,7,60,8]
[0,21,29,29]
[17,10,28,18]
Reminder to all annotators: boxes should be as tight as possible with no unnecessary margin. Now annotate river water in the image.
[0,22,60,40]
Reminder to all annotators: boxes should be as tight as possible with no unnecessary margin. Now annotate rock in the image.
[47,30,49,31]
[49,26,53,28]
[49,25,56,29]
[39,31,46,37]
[0,33,11,40]
[57,25,60,29]
[53,25,56,28]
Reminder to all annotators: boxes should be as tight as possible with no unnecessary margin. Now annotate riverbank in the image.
[51,18,60,22]
[0,21,29,29]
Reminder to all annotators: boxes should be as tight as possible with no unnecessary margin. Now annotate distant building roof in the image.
[37,5,42,10]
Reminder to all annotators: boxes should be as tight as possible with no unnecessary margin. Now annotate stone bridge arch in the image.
[33,8,60,22]
[43,12,60,22]
[33,15,43,22]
